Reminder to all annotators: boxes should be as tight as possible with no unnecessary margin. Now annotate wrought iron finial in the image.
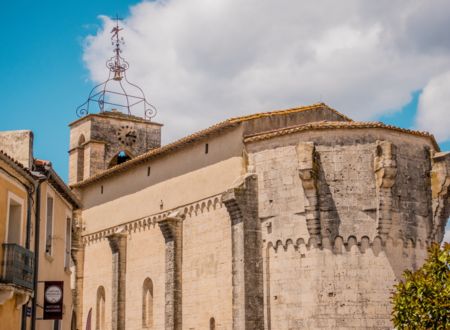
[76,15,157,120]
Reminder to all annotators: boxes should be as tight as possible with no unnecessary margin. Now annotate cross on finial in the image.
[108,15,128,81]
[111,15,123,46]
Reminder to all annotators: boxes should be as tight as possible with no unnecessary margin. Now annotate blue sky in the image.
[0,0,141,179]
[1,0,449,181]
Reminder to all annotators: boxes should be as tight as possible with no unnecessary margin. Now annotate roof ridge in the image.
[228,102,352,123]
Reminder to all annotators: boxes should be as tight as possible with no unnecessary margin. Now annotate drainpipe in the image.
[30,170,48,330]
[21,186,34,330]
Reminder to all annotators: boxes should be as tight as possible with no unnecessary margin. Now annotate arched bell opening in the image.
[108,150,133,168]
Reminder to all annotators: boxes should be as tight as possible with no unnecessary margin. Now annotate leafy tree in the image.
[392,242,450,329]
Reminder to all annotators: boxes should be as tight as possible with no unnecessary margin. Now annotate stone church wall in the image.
[82,239,113,330]
[125,224,166,329]
[247,128,436,329]
[264,237,427,330]
[182,200,233,330]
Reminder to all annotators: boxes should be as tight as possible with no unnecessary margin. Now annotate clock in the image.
[45,285,63,303]
[117,125,137,146]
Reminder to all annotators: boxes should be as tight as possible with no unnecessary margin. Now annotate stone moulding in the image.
[296,142,321,239]
[374,140,397,239]
[430,151,450,242]
[265,235,429,256]
[82,194,223,245]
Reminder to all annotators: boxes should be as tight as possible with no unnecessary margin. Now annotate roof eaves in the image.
[70,120,239,188]
[0,150,36,185]
[244,121,439,150]
[34,163,81,208]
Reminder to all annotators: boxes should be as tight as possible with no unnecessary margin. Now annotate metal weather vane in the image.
[76,16,157,119]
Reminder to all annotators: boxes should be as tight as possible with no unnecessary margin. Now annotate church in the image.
[67,21,450,330]
[69,103,450,330]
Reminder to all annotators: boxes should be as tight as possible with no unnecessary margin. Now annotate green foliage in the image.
[391,243,450,329]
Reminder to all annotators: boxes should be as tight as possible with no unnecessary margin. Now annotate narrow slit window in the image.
[205,143,209,154]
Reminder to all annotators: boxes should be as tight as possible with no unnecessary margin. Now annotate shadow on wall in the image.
[317,154,340,241]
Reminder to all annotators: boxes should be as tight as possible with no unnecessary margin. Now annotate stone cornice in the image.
[264,235,430,256]
[82,193,223,245]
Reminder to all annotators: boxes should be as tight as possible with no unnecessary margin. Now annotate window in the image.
[46,195,54,255]
[77,135,85,182]
[210,317,215,330]
[65,217,72,270]
[6,193,23,245]
[142,278,153,328]
[96,286,105,330]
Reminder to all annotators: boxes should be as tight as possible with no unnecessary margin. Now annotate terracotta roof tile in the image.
[0,149,35,183]
[244,121,439,149]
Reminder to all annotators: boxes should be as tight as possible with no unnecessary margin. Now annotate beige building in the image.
[69,104,450,330]
[33,159,80,330]
[0,131,80,330]
[0,147,35,330]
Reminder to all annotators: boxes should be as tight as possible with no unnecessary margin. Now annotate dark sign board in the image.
[43,281,64,320]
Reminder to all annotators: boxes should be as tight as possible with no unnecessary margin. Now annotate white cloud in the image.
[83,0,450,143]
[416,71,450,142]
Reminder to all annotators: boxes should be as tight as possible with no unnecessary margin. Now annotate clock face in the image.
[45,285,63,303]
[117,125,137,146]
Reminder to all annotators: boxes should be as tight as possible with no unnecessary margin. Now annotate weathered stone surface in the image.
[0,130,33,168]
[430,151,450,242]
[158,212,184,330]
[68,111,161,184]
[223,174,264,330]
[108,229,128,330]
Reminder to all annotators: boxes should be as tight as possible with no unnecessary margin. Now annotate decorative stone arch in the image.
[142,277,154,328]
[77,134,86,182]
[108,150,133,168]
[96,286,106,330]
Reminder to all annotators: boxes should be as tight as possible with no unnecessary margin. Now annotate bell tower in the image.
[68,111,161,184]
[69,17,162,184]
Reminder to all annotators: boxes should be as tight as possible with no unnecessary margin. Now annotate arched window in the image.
[210,317,216,330]
[142,278,153,328]
[96,286,105,330]
[108,150,133,168]
[77,135,85,182]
